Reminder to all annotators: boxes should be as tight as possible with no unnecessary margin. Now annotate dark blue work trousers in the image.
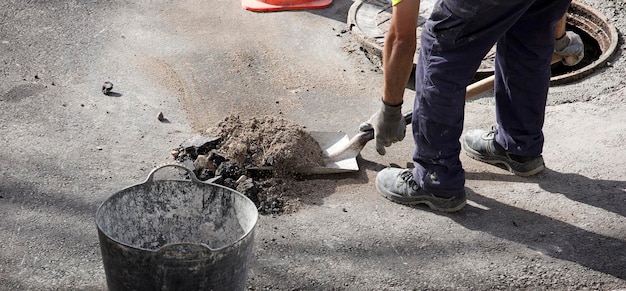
[412,0,572,197]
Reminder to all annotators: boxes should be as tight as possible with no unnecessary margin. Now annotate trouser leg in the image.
[412,0,570,196]
[494,0,572,157]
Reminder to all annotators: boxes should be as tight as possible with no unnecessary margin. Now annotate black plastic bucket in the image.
[95,164,258,291]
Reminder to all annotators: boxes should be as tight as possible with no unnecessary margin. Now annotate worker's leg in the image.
[493,0,572,157]
[412,0,547,196]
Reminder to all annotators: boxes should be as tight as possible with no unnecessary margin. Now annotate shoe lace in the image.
[485,126,536,163]
[399,170,420,192]
[485,125,498,138]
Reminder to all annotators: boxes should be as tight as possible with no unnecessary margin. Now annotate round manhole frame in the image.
[347,0,620,85]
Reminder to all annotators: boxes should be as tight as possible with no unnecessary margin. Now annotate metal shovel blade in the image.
[307,131,362,174]
[307,113,412,175]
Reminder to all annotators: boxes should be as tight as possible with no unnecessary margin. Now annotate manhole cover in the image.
[348,0,619,85]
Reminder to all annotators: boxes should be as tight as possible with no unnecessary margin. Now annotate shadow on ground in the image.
[457,169,626,280]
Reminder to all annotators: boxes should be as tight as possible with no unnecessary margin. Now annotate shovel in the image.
[308,55,564,174]
[307,113,412,174]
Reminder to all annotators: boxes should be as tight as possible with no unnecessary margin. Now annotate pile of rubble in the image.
[171,115,325,214]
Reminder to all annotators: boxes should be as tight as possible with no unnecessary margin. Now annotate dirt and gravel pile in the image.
[172,115,325,214]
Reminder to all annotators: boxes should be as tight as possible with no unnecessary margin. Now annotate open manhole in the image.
[347,0,619,85]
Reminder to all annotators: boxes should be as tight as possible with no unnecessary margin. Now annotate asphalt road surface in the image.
[1,0,625,289]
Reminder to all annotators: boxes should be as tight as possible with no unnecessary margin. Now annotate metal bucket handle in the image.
[144,163,202,184]
[139,164,252,254]
[144,163,222,185]
[141,164,216,253]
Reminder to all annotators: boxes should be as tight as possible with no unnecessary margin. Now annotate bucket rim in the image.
[94,164,259,253]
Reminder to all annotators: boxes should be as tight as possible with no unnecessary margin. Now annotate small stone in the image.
[194,155,216,171]
[157,112,165,121]
[235,175,248,184]
[181,136,221,156]
[196,168,216,181]
[264,155,275,166]
[102,81,113,95]
[96,146,103,150]
[216,161,244,180]
[207,151,227,165]
[170,149,180,158]
[236,177,259,203]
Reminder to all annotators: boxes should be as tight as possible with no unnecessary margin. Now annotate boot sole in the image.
[462,141,545,177]
[375,179,466,213]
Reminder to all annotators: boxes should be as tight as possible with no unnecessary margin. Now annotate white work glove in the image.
[359,101,406,155]
[554,31,584,66]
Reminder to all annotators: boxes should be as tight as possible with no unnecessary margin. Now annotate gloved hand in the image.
[554,31,584,66]
[359,101,406,155]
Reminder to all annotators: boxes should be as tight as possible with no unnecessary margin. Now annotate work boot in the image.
[462,128,545,176]
[376,168,466,212]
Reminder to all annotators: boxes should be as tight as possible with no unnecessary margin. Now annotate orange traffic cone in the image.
[242,0,332,12]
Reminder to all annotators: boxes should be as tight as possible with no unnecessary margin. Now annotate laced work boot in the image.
[376,168,466,212]
[462,128,545,176]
